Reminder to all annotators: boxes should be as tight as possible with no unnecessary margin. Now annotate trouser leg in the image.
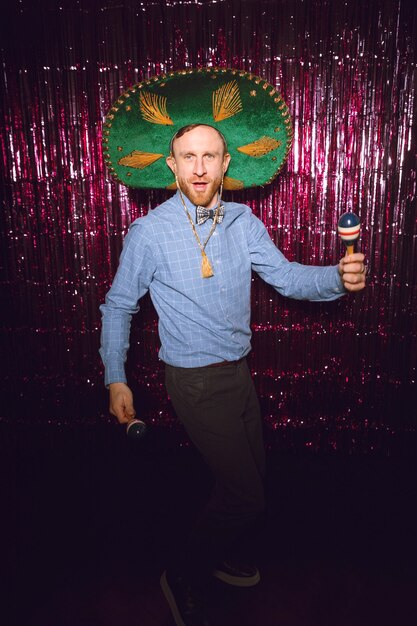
[165,359,265,579]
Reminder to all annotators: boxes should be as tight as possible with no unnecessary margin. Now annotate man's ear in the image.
[166,155,176,174]
[223,152,231,173]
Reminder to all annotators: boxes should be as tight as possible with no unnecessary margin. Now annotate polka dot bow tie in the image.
[196,205,225,225]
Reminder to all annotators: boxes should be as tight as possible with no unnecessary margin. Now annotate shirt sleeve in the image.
[248,214,345,301]
[99,221,156,386]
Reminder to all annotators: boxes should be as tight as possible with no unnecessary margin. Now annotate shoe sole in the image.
[160,570,187,626]
[212,568,261,587]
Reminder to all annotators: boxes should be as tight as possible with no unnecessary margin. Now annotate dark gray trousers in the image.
[165,358,265,578]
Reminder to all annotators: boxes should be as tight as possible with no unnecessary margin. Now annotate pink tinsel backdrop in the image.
[0,0,416,453]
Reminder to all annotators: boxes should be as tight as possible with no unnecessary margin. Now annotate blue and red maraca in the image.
[337,212,360,255]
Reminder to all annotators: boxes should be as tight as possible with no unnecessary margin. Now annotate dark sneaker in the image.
[212,560,260,587]
[160,570,211,626]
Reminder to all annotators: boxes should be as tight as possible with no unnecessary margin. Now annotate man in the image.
[100,71,366,626]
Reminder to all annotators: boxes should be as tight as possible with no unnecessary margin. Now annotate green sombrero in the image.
[102,67,293,190]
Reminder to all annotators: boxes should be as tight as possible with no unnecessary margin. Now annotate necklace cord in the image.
[176,177,224,278]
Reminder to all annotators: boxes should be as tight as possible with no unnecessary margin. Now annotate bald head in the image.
[170,124,228,158]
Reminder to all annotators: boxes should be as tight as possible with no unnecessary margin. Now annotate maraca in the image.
[337,212,360,255]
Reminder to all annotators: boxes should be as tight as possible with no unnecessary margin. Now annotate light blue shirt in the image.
[100,191,345,385]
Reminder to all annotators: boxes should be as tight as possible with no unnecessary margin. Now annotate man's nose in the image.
[194,157,207,177]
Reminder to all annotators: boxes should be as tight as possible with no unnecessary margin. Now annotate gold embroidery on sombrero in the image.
[212,80,243,122]
[118,150,164,169]
[223,176,244,190]
[139,91,173,125]
[237,136,281,158]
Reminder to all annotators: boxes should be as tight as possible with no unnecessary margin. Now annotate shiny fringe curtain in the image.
[1,0,416,454]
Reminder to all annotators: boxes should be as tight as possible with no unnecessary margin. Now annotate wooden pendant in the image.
[201,250,214,278]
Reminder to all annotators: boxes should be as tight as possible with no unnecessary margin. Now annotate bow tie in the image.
[196,205,225,225]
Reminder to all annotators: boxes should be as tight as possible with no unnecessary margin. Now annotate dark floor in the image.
[3,421,417,626]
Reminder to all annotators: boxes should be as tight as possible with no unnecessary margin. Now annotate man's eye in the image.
[205,154,214,160]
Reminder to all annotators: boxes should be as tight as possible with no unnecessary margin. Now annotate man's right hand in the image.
[109,382,136,424]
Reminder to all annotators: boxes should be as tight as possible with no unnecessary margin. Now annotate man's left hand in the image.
[338,253,367,292]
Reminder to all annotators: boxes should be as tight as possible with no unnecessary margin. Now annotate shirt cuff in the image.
[333,265,346,294]
[104,364,127,388]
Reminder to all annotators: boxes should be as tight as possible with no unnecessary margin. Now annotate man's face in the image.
[166,125,231,208]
